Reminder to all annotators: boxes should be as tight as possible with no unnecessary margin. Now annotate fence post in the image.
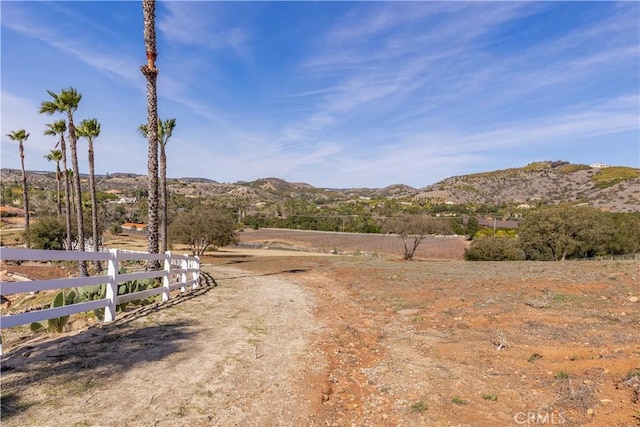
[181,255,188,293]
[105,249,119,322]
[162,252,171,302]
[193,256,200,289]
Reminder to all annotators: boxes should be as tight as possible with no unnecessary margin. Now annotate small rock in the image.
[599,399,613,404]
[628,296,638,303]
[382,414,388,420]
[587,408,594,415]
[583,380,593,385]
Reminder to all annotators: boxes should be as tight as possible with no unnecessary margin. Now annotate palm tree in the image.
[44,120,72,250]
[139,118,176,253]
[40,87,87,276]
[66,169,76,220]
[141,0,160,268]
[43,149,63,218]
[6,129,30,245]
[76,118,102,272]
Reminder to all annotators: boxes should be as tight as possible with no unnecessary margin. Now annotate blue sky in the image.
[1,1,639,188]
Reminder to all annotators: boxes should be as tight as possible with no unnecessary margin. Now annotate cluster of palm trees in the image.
[6,0,168,274]
[8,87,176,275]
[5,88,101,275]
[39,88,103,274]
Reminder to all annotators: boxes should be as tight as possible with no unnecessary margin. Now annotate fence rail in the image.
[0,248,200,335]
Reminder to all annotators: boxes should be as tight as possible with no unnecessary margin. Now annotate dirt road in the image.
[1,265,323,426]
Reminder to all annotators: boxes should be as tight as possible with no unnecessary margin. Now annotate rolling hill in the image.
[1,161,638,212]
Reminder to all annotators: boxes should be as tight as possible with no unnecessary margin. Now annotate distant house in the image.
[478,217,519,229]
[590,162,610,168]
[0,206,25,216]
[121,222,147,233]
[117,197,137,204]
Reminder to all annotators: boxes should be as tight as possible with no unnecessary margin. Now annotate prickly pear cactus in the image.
[30,290,79,333]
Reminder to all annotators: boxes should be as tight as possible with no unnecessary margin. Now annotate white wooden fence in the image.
[0,248,200,335]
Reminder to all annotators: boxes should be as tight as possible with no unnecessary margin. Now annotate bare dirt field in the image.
[235,228,469,260]
[1,231,639,426]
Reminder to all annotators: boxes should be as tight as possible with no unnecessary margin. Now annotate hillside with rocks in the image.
[418,162,640,212]
[1,161,638,212]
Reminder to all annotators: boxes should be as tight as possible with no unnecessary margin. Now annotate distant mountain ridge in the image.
[1,161,638,212]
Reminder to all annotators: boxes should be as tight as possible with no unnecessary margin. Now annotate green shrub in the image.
[465,236,524,261]
[25,216,66,250]
[411,400,427,412]
[110,223,122,235]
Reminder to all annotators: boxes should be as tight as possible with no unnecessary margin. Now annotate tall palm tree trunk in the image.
[88,140,101,272]
[55,161,62,218]
[69,118,88,276]
[60,131,73,251]
[141,0,160,269]
[19,143,30,244]
[60,163,72,251]
[159,147,167,253]
[61,143,73,250]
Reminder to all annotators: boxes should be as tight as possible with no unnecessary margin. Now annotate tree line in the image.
[465,205,640,261]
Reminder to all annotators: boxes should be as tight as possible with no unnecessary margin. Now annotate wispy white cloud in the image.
[2,8,141,86]
[1,2,637,188]
[158,2,249,54]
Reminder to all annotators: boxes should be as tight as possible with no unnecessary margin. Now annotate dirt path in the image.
[1,265,323,427]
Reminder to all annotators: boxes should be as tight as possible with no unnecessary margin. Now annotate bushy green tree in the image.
[466,216,480,238]
[169,206,238,256]
[465,236,524,261]
[518,205,614,261]
[606,213,640,256]
[26,217,66,250]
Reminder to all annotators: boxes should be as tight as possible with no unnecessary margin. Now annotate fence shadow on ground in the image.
[1,320,198,419]
[0,272,220,419]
